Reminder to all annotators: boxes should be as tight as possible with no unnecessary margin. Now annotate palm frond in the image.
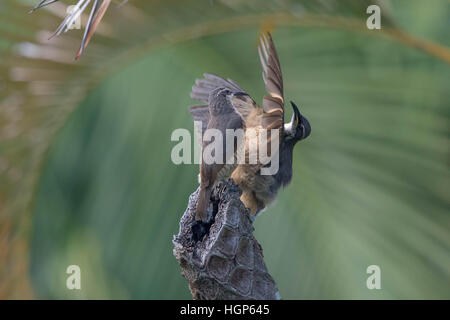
[29,0,113,59]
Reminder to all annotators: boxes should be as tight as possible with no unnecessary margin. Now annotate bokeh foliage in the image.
[0,0,449,299]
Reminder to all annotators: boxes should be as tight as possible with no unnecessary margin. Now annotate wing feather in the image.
[238,32,285,174]
[189,32,285,177]
[258,32,284,165]
[190,73,260,124]
[190,73,244,103]
[188,105,209,146]
[259,32,285,126]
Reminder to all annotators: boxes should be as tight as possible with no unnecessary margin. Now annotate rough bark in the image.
[173,180,280,300]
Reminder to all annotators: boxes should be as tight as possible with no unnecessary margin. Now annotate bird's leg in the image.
[240,191,260,216]
[231,168,259,217]
[191,184,221,242]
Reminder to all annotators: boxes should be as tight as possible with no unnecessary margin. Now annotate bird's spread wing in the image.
[237,32,284,171]
[189,73,259,141]
[190,73,244,103]
[188,104,209,146]
[189,32,284,172]
[236,31,285,169]
[259,32,284,132]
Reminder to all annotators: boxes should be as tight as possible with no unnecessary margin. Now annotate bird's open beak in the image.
[285,101,311,139]
[291,101,301,121]
[289,101,301,128]
[292,101,311,139]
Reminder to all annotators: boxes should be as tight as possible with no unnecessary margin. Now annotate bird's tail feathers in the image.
[195,187,211,222]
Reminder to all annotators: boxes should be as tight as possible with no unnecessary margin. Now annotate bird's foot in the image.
[191,191,221,242]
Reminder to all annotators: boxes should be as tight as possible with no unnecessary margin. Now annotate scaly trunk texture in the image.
[173,180,280,300]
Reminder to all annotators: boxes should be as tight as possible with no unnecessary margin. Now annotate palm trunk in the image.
[173,180,280,300]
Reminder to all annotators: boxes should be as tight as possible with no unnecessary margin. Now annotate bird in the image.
[189,32,311,223]
[194,86,245,222]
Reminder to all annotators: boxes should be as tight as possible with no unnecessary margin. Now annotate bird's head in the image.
[284,101,311,142]
[216,87,248,98]
[210,88,244,105]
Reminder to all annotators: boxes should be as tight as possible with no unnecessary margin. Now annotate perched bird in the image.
[195,86,245,222]
[189,32,311,222]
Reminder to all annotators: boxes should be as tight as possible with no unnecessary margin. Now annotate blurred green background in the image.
[1,0,449,299]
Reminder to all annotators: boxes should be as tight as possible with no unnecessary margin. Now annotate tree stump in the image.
[173,180,280,300]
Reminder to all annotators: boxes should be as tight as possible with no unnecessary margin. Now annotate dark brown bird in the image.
[194,86,245,221]
[189,32,311,222]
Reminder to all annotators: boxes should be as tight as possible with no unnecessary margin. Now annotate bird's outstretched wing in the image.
[188,104,209,147]
[236,32,285,172]
[190,73,260,121]
[190,73,244,103]
[259,32,284,133]
[189,73,260,144]
[190,33,285,169]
